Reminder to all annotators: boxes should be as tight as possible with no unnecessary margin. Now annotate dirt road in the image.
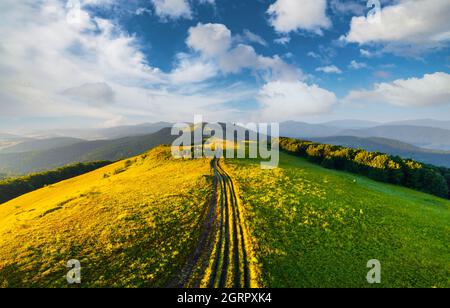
[171,158,256,288]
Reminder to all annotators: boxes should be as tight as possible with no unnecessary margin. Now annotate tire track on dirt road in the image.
[208,159,250,288]
[171,158,257,288]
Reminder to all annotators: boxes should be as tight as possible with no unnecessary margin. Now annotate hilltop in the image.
[0,147,213,287]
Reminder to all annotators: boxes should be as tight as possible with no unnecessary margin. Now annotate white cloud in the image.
[330,0,365,16]
[316,65,342,74]
[182,23,328,121]
[238,29,268,47]
[170,55,218,83]
[187,23,232,57]
[135,7,152,15]
[62,82,115,106]
[0,0,160,120]
[274,36,291,45]
[360,49,373,58]
[348,60,367,70]
[150,0,215,20]
[343,0,450,54]
[267,0,331,34]
[258,80,337,121]
[185,23,301,82]
[198,0,215,4]
[345,72,450,107]
[307,51,320,59]
[0,1,253,127]
[151,0,192,20]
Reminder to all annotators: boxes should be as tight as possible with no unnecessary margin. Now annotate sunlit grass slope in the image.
[226,152,450,288]
[0,146,213,288]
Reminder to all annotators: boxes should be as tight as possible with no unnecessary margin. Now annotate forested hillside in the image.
[280,138,450,199]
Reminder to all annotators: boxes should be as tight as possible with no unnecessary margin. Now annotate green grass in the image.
[0,147,213,288]
[225,152,450,288]
[1,146,448,288]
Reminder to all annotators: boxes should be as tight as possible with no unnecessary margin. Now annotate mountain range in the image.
[0,128,178,174]
[1,119,449,174]
[279,121,450,151]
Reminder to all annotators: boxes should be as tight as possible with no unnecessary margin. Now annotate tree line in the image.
[279,138,450,199]
[0,161,112,204]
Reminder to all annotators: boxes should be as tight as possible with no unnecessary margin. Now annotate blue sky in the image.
[0,0,449,132]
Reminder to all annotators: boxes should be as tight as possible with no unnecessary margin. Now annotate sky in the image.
[0,0,450,132]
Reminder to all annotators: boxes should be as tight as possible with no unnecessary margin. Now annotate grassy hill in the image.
[0,146,448,288]
[225,152,450,288]
[0,147,213,287]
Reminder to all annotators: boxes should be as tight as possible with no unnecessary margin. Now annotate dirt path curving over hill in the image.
[170,158,259,288]
[207,159,251,288]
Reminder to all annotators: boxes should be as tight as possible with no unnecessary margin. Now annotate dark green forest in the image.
[0,161,112,204]
[279,138,450,199]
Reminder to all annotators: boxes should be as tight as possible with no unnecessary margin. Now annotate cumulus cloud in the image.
[267,0,331,34]
[185,23,301,82]
[342,0,450,54]
[187,23,232,57]
[0,0,160,120]
[316,65,342,74]
[257,80,337,121]
[0,1,253,126]
[150,0,216,20]
[170,55,217,83]
[151,0,192,20]
[345,72,450,107]
[183,23,335,121]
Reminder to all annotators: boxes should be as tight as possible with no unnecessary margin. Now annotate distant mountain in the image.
[280,121,450,151]
[280,121,339,138]
[312,136,450,168]
[0,133,25,141]
[0,133,33,151]
[0,128,178,174]
[0,137,84,153]
[386,119,450,131]
[341,125,450,150]
[29,122,172,140]
[321,120,380,129]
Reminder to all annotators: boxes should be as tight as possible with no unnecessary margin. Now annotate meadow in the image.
[225,152,450,288]
[0,146,213,287]
[0,144,449,288]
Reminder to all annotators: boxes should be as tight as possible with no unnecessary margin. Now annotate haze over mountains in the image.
[279,120,450,151]
[1,119,450,175]
[0,128,178,174]
[24,122,172,140]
